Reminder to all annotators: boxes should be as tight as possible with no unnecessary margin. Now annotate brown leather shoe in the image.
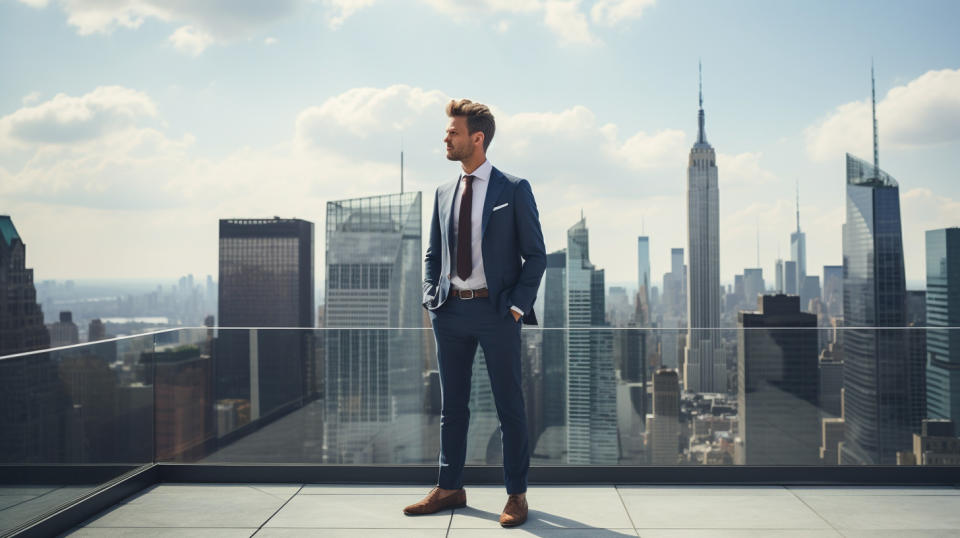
[402,487,466,515]
[499,493,528,527]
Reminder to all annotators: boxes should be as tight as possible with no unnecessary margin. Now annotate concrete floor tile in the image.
[634,531,841,537]
[800,494,960,530]
[83,486,287,528]
[450,529,639,537]
[451,486,633,529]
[788,486,960,497]
[138,483,300,499]
[841,531,960,537]
[622,494,830,530]
[65,528,257,537]
[257,530,449,537]
[618,485,791,496]
[300,485,433,495]
[263,494,452,529]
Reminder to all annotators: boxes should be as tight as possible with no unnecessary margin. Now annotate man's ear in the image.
[474,132,484,148]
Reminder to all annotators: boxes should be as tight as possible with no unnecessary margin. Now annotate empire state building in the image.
[684,64,724,393]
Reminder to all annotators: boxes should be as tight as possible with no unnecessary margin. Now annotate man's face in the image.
[444,116,477,162]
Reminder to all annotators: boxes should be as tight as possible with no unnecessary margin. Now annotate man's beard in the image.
[446,145,473,162]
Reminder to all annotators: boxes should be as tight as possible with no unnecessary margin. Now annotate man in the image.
[403,99,546,527]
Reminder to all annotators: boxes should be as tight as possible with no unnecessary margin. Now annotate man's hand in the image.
[511,310,522,322]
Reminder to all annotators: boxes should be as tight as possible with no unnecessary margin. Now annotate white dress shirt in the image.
[450,159,523,316]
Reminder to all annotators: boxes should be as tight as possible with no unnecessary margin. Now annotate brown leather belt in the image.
[452,287,489,299]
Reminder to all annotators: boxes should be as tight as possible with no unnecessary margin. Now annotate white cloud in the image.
[265,37,278,45]
[325,0,377,28]
[0,86,157,147]
[717,152,777,185]
[543,1,598,45]
[805,68,960,163]
[168,25,213,56]
[21,91,42,106]
[590,0,655,26]
[0,83,814,287]
[17,0,307,54]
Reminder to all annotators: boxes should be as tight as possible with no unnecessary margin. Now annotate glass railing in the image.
[1,325,956,533]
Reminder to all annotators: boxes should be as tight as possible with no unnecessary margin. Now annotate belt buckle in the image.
[460,289,475,300]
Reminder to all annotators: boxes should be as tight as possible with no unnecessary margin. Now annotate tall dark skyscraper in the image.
[647,368,680,464]
[0,216,49,356]
[840,67,921,464]
[737,294,820,464]
[926,228,960,421]
[542,249,567,429]
[685,63,723,394]
[217,217,315,424]
[323,192,423,463]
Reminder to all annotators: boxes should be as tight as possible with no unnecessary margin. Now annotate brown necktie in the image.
[457,175,474,280]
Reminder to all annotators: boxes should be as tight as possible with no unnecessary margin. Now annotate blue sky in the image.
[2,0,959,291]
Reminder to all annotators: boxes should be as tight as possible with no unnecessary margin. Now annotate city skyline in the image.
[1,2,958,289]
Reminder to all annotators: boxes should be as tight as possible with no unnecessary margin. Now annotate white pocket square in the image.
[493,203,509,212]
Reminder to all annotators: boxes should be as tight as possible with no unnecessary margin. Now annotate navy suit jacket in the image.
[422,166,547,325]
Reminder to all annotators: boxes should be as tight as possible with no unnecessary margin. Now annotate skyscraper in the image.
[775,259,785,293]
[926,228,960,421]
[0,216,50,356]
[685,63,723,394]
[823,265,843,317]
[743,268,765,307]
[542,249,567,429]
[566,217,617,464]
[647,368,680,464]
[323,192,423,463]
[48,311,79,347]
[791,183,807,293]
[840,66,920,464]
[784,260,798,295]
[737,294,820,464]
[637,236,651,325]
[217,217,314,425]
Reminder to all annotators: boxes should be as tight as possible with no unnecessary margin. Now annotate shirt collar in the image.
[460,159,492,182]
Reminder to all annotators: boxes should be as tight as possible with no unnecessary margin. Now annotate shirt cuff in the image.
[510,306,524,316]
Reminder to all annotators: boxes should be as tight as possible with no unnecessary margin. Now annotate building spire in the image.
[697,59,707,145]
[795,178,800,233]
[872,59,879,176]
[400,135,405,194]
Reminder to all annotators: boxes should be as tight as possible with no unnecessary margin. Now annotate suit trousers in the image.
[429,294,529,494]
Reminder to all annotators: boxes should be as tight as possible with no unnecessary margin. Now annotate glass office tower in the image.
[926,228,960,422]
[841,153,921,464]
[323,192,423,463]
[565,218,617,464]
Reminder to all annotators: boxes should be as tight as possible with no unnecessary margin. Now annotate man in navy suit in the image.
[403,99,546,527]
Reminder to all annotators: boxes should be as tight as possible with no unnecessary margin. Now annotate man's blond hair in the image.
[446,99,495,151]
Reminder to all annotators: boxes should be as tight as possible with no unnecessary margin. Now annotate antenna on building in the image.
[756,217,760,268]
[400,135,405,194]
[795,178,800,233]
[872,59,879,175]
[699,58,703,109]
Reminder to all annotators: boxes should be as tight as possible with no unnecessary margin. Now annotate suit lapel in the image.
[481,167,507,238]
